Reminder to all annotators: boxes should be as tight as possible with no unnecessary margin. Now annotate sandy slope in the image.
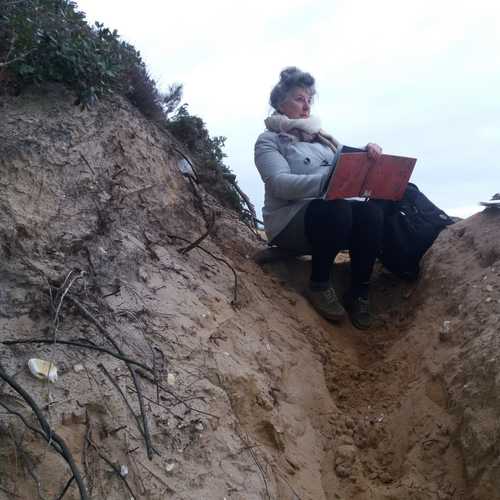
[0,86,499,499]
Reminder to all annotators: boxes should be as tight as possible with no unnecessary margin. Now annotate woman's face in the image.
[279,87,313,119]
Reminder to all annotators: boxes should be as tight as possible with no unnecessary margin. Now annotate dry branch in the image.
[55,475,75,500]
[67,295,155,460]
[3,338,153,374]
[79,153,96,176]
[85,433,137,499]
[244,432,272,500]
[0,365,89,500]
[97,364,147,445]
[0,484,20,498]
[179,210,216,254]
[136,371,219,420]
[0,49,35,67]
[167,233,238,305]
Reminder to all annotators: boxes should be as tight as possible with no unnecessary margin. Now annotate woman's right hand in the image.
[366,143,383,161]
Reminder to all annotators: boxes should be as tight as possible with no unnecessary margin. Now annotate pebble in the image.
[73,363,85,373]
[165,462,175,472]
[485,285,494,293]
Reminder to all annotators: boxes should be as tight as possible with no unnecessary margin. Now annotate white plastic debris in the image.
[120,465,128,477]
[178,158,195,177]
[439,320,452,342]
[73,363,85,373]
[27,359,58,383]
[167,373,176,386]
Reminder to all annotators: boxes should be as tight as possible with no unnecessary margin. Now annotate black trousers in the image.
[304,199,385,295]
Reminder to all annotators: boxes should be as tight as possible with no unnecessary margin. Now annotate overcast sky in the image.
[77,0,500,218]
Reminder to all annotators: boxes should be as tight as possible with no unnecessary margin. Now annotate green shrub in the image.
[0,0,146,106]
[0,0,250,221]
[166,105,246,215]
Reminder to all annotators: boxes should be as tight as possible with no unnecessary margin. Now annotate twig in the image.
[52,271,84,337]
[224,385,273,500]
[2,0,31,6]
[186,176,210,221]
[85,434,137,500]
[152,348,159,405]
[6,426,47,500]
[142,230,161,261]
[0,401,54,447]
[79,153,96,176]
[102,286,121,298]
[67,295,155,460]
[45,270,84,443]
[123,184,155,197]
[82,414,93,497]
[0,49,35,68]
[179,210,216,254]
[136,371,219,420]
[97,364,146,442]
[136,459,174,493]
[111,167,126,179]
[0,484,20,498]
[0,32,32,78]
[245,433,271,500]
[0,366,89,500]
[153,346,166,404]
[3,338,153,374]
[167,233,238,305]
[269,463,302,500]
[109,425,127,436]
[223,173,258,229]
[55,475,75,500]
[0,31,16,81]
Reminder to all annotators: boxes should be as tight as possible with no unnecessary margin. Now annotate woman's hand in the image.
[366,143,383,161]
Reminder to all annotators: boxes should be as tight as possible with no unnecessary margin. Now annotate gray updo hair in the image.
[270,67,316,110]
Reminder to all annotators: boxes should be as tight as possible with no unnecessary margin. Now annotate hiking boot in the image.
[346,296,372,330]
[305,286,346,322]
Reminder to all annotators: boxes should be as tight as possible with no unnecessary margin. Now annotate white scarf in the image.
[264,113,340,153]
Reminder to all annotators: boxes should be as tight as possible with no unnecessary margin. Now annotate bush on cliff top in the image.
[0,0,248,219]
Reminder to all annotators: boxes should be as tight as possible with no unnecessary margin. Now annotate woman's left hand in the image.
[366,143,383,161]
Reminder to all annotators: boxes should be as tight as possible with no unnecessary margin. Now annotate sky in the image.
[77,0,500,219]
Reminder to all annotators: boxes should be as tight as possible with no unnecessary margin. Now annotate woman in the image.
[254,67,384,329]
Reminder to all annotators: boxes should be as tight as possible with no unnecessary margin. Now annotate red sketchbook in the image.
[325,152,417,201]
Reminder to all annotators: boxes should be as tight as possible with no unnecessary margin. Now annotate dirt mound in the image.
[1,85,499,499]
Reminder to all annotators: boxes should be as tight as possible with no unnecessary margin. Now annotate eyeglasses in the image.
[294,95,312,105]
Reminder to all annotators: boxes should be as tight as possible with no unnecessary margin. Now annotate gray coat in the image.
[254,130,337,242]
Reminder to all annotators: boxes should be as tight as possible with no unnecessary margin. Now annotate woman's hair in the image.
[269,67,316,110]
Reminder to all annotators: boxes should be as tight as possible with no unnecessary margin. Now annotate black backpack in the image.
[380,184,454,280]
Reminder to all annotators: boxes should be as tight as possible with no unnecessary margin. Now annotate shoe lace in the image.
[323,287,338,304]
[355,297,370,315]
